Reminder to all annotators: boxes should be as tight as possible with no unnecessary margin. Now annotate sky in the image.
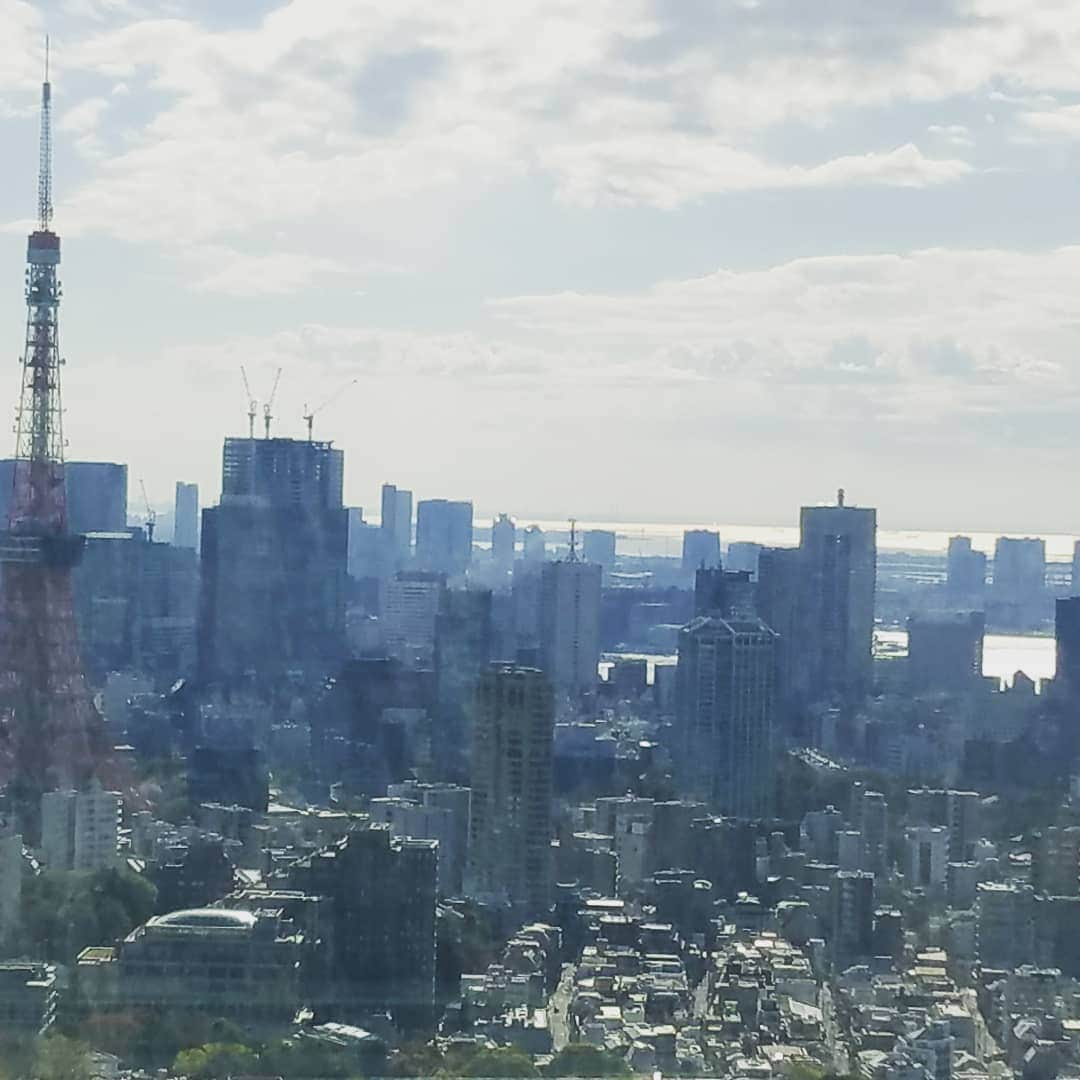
[3,1,1080,534]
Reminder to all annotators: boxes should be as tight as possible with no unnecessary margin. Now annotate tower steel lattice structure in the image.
[0,57,105,833]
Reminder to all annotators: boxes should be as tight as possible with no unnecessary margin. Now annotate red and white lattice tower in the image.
[0,51,105,833]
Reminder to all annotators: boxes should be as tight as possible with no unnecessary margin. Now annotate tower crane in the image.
[139,479,156,543]
[302,378,358,441]
[239,365,256,439]
[263,367,282,439]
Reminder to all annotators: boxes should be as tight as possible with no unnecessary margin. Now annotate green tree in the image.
[22,866,157,963]
[34,1034,92,1080]
[260,1037,355,1078]
[387,1040,445,1077]
[172,1042,259,1080]
[545,1044,631,1077]
[460,1046,538,1077]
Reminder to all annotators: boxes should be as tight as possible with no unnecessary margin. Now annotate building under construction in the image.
[0,61,107,835]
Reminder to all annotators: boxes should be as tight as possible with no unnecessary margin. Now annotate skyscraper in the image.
[1056,597,1080,699]
[198,437,348,685]
[993,537,1045,597]
[582,529,616,571]
[382,571,445,669]
[830,870,875,969]
[946,536,987,600]
[173,481,199,551]
[466,665,554,916]
[906,612,984,694]
[415,499,473,576]
[756,546,803,713]
[435,588,492,727]
[682,529,721,574]
[491,514,516,573]
[380,483,412,568]
[522,525,546,563]
[674,616,777,817]
[798,492,876,704]
[539,558,601,697]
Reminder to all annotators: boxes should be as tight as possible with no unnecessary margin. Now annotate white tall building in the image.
[539,559,601,696]
[382,571,444,668]
[41,784,121,871]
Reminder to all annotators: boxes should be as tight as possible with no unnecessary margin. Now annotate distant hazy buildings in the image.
[380,483,412,569]
[798,493,877,703]
[416,499,473,576]
[523,525,546,563]
[947,536,987,601]
[198,436,348,685]
[492,514,515,572]
[466,665,554,916]
[173,482,199,551]
[674,615,777,817]
[681,529,721,574]
[582,529,616,571]
[383,571,444,669]
[539,558,601,697]
[726,541,762,576]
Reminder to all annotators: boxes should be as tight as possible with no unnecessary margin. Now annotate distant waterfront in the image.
[605,631,1057,688]
[520,519,1079,561]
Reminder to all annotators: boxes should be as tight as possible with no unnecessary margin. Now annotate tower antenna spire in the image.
[38,35,52,233]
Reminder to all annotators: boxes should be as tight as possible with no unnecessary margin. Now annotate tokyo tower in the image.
[0,50,106,836]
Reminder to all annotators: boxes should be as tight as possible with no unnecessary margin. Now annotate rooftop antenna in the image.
[303,377,358,441]
[568,518,577,562]
[38,35,52,233]
[239,366,256,439]
[837,487,845,508]
[262,367,282,438]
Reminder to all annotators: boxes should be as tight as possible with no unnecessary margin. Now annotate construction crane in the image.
[262,367,282,439]
[302,378,358,441]
[239,365,256,439]
[139,479,156,543]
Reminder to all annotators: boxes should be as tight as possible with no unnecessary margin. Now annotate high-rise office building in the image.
[0,459,127,535]
[539,558,601,696]
[198,437,348,684]
[492,514,516,572]
[682,529,721,574]
[435,587,493,729]
[582,529,616,571]
[174,482,199,551]
[383,571,445,669]
[946,536,987,600]
[860,790,888,877]
[830,870,874,969]
[906,612,984,694]
[466,665,554,916]
[522,525,546,563]
[756,546,803,712]
[380,484,413,568]
[976,881,1035,970]
[289,824,437,1032]
[415,499,473,576]
[40,783,120,871]
[798,493,876,703]
[1072,541,1080,597]
[726,541,761,576]
[993,537,1045,597]
[694,567,754,619]
[674,616,777,817]
[1057,597,1080,697]
[346,508,382,579]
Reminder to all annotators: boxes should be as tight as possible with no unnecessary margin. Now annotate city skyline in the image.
[2,4,1080,531]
